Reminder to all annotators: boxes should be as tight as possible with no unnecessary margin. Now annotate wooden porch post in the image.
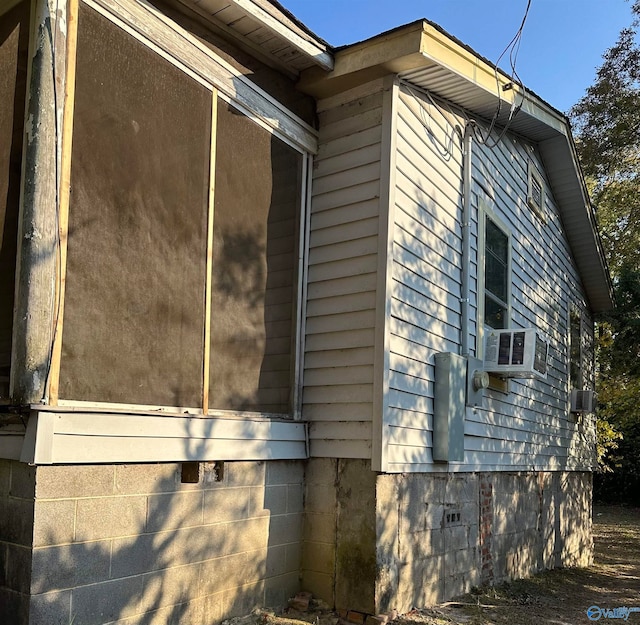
[10,0,68,404]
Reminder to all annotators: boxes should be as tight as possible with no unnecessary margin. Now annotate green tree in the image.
[571,1,640,275]
[594,267,640,486]
[570,1,640,496]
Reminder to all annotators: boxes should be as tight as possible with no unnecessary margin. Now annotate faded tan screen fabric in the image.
[59,5,211,406]
[209,101,302,414]
[60,6,303,413]
[0,0,30,398]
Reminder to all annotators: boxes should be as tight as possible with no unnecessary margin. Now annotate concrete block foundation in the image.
[302,459,593,614]
[0,457,593,623]
[0,459,305,625]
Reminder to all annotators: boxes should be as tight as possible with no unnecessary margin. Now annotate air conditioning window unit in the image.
[571,389,596,413]
[484,328,549,379]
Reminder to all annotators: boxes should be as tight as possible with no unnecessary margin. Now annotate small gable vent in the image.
[527,162,546,220]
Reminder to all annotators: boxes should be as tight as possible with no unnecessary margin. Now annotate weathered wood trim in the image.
[170,0,300,81]
[228,0,333,71]
[21,407,308,463]
[202,89,217,413]
[85,0,318,153]
[372,75,399,472]
[47,0,78,404]
[55,398,297,420]
[10,0,65,404]
[293,152,311,420]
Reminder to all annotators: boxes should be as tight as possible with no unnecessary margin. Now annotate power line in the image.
[475,0,532,149]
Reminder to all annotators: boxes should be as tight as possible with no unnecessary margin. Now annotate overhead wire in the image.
[400,80,469,161]
[474,0,532,149]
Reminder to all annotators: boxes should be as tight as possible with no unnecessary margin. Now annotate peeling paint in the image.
[56,7,67,37]
[24,223,43,241]
[32,370,41,388]
[26,113,35,144]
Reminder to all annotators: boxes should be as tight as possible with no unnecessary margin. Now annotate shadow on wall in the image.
[371,468,593,614]
[25,431,304,625]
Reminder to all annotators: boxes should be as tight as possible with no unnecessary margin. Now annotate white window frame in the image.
[527,160,546,222]
[569,306,584,391]
[477,198,512,358]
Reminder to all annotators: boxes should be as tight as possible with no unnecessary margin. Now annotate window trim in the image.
[50,0,313,421]
[477,200,512,393]
[569,306,584,391]
[527,160,546,222]
[477,198,512,358]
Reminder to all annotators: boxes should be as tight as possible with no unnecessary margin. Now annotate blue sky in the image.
[278,0,636,114]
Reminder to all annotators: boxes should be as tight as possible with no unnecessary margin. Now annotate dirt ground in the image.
[398,505,640,624]
[230,505,640,625]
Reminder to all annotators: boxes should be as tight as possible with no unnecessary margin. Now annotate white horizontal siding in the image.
[304,80,385,459]
[383,84,595,473]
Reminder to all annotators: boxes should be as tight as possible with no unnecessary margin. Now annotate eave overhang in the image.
[173,0,334,74]
[299,19,614,313]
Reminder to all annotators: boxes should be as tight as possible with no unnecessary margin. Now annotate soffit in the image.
[299,19,613,312]
[174,0,333,73]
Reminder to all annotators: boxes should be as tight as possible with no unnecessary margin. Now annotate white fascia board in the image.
[23,407,309,464]
[418,22,567,138]
[231,0,333,71]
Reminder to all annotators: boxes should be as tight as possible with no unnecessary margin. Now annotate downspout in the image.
[460,122,473,357]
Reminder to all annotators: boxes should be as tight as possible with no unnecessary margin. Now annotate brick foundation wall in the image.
[479,477,493,584]
[24,460,304,625]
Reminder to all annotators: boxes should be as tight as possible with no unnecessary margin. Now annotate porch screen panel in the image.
[209,100,302,414]
[59,5,211,406]
[0,0,30,399]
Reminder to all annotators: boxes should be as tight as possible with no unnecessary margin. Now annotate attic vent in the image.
[527,162,546,221]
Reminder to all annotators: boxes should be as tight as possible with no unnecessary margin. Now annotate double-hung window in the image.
[479,206,511,391]
[482,212,510,330]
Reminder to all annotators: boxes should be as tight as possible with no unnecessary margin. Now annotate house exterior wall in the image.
[380,83,596,473]
[305,80,597,474]
[304,79,387,460]
[301,77,597,605]
[13,459,304,625]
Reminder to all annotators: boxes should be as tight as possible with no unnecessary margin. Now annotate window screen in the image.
[59,5,211,406]
[0,0,30,399]
[209,100,302,414]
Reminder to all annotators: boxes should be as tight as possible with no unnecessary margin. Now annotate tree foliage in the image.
[571,1,640,272]
[594,268,640,483]
[570,1,640,499]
